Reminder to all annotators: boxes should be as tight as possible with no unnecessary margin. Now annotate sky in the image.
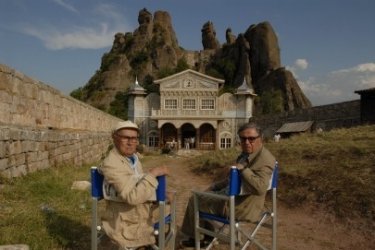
[0,0,374,106]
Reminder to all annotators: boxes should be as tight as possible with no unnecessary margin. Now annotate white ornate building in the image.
[128,69,256,150]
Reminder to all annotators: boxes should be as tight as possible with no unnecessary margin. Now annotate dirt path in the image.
[142,153,374,250]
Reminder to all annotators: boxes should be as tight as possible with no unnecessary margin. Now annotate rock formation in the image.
[78,8,183,110]
[201,21,221,50]
[75,9,311,114]
[225,28,236,45]
[244,21,281,83]
[234,34,253,90]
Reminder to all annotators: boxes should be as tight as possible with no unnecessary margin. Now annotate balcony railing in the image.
[151,109,222,118]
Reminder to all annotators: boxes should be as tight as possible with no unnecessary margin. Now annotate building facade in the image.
[128,69,256,150]
[355,87,375,124]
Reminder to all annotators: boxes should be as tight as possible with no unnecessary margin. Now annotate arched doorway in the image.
[181,123,196,149]
[199,123,216,150]
[161,123,177,149]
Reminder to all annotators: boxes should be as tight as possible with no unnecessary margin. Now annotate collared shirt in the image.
[127,154,140,176]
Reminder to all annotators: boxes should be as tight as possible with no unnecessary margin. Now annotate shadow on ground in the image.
[43,210,91,249]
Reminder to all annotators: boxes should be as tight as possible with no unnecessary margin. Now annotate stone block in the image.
[10,165,27,177]
[7,141,23,155]
[9,129,22,141]
[0,103,11,123]
[0,244,30,250]
[21,140,33,152]
[27,162,38,173]
[0,90,12,103]
[25,152,38,163]
[71,181,91,191]
[10,77,23,95]
[39,159,50,170]
[0,141,5,158]
[37,151,49,160]
[23,83,38,99]
[8,153,25,167]
[0,158,8,171]
[0,75,13,93]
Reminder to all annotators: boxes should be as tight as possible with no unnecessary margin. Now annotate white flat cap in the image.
[113,120,139,132]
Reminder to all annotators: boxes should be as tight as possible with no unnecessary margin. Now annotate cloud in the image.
[298,62,375,106]
[94,3,124,20]
[295,59,308,70]
[23,23,114,49]
[52,0,79,13]
[332,63,375,73]
[286,58,309,79]
[19,3,131,50]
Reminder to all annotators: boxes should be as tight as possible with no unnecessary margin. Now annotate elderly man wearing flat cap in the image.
[99,120,170,249]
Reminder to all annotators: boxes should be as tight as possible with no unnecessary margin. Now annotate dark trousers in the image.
[180,190,228,238]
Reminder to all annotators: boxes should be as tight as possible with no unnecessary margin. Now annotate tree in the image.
[261,89,283,114]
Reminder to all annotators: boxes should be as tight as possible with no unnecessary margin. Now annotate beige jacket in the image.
[99,148,158,248]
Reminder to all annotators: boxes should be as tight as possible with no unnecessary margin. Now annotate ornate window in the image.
[183,99,196,110]
[201,99,215,110]
[148,132,159,148]
[165,99,177,109]
[220,133,232,149]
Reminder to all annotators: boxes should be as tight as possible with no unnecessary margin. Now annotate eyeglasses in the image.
[239,135,260,143]
[115,134,139,143]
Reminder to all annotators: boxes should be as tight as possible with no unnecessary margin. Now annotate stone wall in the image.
[252,100,361,138]
[0,64,121,131]
[0,126,111,178]
[0,64,122,178]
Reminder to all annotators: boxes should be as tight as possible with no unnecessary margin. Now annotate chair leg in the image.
[240,213,271,250]
[272,188,277,250]
[170,196,176,250]
[91,198,98,250]
[193,194,201,250]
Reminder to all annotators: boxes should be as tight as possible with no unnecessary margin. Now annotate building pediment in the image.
[155,69,224,91]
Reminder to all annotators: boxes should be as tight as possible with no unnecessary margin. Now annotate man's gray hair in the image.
[237,122,263,138]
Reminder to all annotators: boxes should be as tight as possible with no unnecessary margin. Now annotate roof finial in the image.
[135,75,139,86]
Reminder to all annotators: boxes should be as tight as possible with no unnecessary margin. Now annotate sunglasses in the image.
[239,135,260,143]
[115,133,139,143]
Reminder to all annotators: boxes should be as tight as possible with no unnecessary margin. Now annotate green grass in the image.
[0,165,93,249]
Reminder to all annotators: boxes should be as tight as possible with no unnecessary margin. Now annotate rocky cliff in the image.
[74,8,311,115]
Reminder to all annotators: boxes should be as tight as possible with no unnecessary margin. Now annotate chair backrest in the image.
[229,166,241,195]
[156,175,166,201]
[91,166,104,199]
[228,161,279,196]
[270,161,279,190]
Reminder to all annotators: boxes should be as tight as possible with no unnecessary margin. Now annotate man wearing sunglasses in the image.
[180,122,276,247]
[99,120,170,249]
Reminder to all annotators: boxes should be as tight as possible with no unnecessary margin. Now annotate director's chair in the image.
[193,162,279,250]
[90,166,176,250]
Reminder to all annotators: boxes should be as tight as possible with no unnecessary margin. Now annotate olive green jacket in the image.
[235,146,276,222]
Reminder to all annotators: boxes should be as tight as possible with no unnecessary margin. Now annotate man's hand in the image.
[235,162,245,170]
[166,190,176,202]
[149,165,170,177]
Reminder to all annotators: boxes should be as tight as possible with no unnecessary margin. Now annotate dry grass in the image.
[190,125,375,230]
